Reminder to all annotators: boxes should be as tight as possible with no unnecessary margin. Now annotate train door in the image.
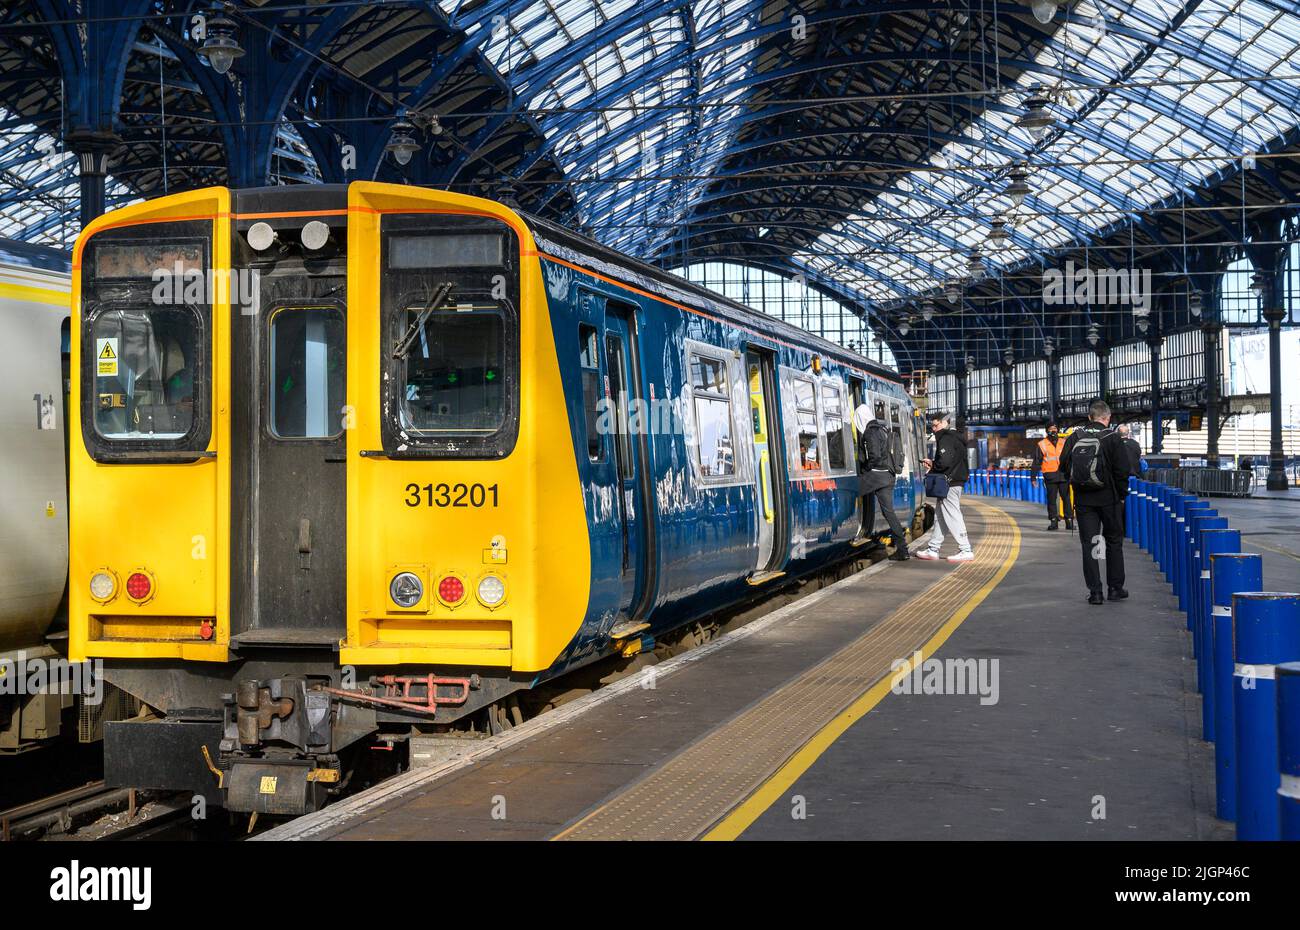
[850,376,866,537]
[747,348,788,575]
[232,223,349,646]
[603,302,656,634]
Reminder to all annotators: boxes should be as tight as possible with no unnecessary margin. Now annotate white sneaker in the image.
[947,552,975,563]
[915,550,942,561]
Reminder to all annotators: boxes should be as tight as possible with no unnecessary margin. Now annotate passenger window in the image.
[579,324,603,462]
[821,383,846,471]
[268,306,345,439]
[399,300,505,435]
[793,376,820,472]
[690,352,735,478]
[92,306,198,440]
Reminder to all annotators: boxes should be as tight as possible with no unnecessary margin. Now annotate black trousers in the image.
[1075,502,1126,593]
[862,481,907,543]
[1045,479,1073,523]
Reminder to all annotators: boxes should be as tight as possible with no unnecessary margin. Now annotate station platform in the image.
[258,496,1270,842]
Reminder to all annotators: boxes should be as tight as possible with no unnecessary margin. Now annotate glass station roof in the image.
[795,0,1300,304]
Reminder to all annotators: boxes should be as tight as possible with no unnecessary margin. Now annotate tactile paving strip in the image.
[555,501,1016,840]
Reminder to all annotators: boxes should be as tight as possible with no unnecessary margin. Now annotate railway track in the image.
[0,780,192,842]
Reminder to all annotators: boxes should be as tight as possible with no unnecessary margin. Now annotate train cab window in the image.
[91,306,198,440]
[578,325,604,462]
[268,306,345,439]
[398,301,506,435]
[689,351,735,478]
[821,383,847,471]
[793,376,820,472]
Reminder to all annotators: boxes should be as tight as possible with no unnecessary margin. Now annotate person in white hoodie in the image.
[854,400,910,561]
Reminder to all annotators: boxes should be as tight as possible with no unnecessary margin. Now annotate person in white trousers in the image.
[916,410,974,563]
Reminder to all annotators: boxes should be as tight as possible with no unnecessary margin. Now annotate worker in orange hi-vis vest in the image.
[1030,422,1074,531]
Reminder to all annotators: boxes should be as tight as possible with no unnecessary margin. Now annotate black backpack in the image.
[1069,427,1113,490]
[886,430,906,475]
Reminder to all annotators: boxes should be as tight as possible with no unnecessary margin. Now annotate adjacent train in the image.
[68,183,927,815]
[0,239,72,751]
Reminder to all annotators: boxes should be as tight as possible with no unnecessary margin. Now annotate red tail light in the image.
[126,571,152,601]
[438,575,465,605]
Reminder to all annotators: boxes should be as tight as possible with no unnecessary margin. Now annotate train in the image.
[67,183,928,815]
[0,239,73,751]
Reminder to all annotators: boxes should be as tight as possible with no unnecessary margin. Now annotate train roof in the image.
[0,237,70,275]
[520,213,901,385]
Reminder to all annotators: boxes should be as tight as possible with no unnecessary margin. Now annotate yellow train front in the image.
[70,182,923,816]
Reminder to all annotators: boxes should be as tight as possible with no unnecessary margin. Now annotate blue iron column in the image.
[1000,359,1014,425]
[1203,321,1223,468]
[1095,345,1110,403]
[955,369,968,433]
[1263,304,1288,490]
[1147,332,1163,455]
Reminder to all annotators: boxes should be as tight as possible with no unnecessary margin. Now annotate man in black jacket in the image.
[917,410,974,563]
[1060,399,1132,605]
[855,400,910,561]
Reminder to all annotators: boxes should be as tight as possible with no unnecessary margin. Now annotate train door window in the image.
[688,350,735,479]
[398,298,506,435]
[579,324,604,462]
[792,375,821,473]
[821,382,848,472]
[605,333,633,480]
[90,305,200,440]
[268,306,346,439]
[889,402,908,472]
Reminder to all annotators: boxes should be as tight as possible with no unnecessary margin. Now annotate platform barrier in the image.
[1233,593,1300,840]
[1200,531,1242,738]
[973,471,1299,839]
[1210,553,1261,820]
[1278,662,1300,840]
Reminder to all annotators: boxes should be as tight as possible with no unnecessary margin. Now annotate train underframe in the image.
[102,656,531,816]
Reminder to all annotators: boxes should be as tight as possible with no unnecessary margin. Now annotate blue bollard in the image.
[1189,514,1226,637]
[1277,662,1300,840]
[1180,500,1211,614]
[1234,592,1300,840]
[1199,529,1240,689]
[1171,492,1190,599]
[1209,553,1262,818]
[1156,486,1170,576]
[1138,480,1152,552]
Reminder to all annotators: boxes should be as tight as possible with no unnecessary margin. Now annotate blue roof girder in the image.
[668,211,937,282]
[213,2,356,186]
[681,122,1161,243]
[673,178,1046,254]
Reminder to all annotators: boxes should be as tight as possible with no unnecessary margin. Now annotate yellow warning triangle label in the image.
[99,342,116,360]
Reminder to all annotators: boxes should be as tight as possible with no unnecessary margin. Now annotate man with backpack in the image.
[854,400,910,561]
[1060,399,1133,605]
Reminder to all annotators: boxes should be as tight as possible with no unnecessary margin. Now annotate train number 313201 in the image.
[404,483,500,508]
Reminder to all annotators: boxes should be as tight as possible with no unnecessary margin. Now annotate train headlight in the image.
[89,570,117,603]
[389,572,424,609]
[476,574,506,609]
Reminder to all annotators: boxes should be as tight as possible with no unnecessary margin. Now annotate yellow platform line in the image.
[552,501,1019,841]
[704,501,1021,840]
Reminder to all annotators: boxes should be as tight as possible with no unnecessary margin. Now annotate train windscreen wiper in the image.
[391,281,455,359]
